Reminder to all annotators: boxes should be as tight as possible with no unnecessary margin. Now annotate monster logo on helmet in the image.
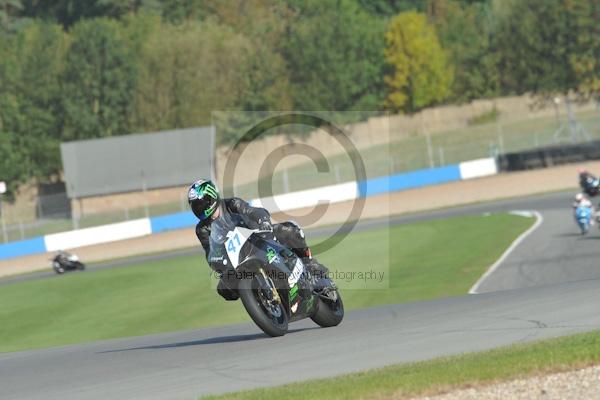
[188,179,220,221]
[202,184,218,200]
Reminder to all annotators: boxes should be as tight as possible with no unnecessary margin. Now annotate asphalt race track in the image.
[2,190,600,400]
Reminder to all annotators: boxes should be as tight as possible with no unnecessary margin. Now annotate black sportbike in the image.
[51,251,85,274]
[208,213,343,337]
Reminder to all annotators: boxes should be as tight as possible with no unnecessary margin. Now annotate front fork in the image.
[259,268,281,304]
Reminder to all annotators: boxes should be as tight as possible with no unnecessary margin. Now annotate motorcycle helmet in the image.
[575,193,584,202]
[188,179,220,222]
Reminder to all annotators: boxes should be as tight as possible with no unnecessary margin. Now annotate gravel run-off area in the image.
[414,365,600,400]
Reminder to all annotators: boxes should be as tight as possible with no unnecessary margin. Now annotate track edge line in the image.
[468,210,544,295]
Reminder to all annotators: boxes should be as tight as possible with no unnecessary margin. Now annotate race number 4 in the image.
[225,227,253,268]
[227,233,241,253]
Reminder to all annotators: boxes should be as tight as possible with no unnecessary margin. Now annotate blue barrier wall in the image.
[358,165,462,198]
[0,236,47,260]
[0,159,495,261]
[150,211,197,233]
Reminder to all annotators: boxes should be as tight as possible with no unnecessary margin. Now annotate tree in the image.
[566,0,600,101]
[0,40,26,198]
[17,21,68,179]
[283,0,386,111]
[0,29,22,135]
[61,18,138,140]
[0,0,25,31]
[356,0,426,16]
[384,11,452,112]
[130,19,254,133]
[202,0,293,112]
[94,0,161,19]
[429,0,499,102]
[0,132,27,200]
[19,0,161,27]
[160,0,205,23]
[0,20,67,195]
[494,0,600,100]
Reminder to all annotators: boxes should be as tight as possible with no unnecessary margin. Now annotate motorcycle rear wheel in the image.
[311,287,344,328]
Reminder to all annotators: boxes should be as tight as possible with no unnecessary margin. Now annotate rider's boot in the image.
[300,248,329,281]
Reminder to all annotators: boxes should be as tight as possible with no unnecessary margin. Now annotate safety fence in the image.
[0,158,497,260]
[3,106,598,244]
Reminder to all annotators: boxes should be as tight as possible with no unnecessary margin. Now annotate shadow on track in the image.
[99,327,318,353]
[555,232,585,238]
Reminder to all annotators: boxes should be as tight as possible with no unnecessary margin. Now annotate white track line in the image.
[469,210,544,294]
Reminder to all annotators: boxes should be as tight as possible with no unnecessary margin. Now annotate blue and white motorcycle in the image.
[575,204,593,235]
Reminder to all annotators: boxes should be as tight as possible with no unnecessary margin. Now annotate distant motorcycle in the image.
[575,205,593,235]
[579,171,600,197]
[52,251,85,274]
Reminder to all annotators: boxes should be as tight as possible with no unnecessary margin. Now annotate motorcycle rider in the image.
[188,179,328,301]
[573,192,597,225]
[579,169,600,197]
[53,250,72,265]
[572,192,593,210]
[52,250,82,273]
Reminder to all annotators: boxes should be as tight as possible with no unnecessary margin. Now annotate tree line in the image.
[0,0,598,198]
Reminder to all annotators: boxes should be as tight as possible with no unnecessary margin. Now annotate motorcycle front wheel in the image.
[239,269,288,337]
[53,262,65,274]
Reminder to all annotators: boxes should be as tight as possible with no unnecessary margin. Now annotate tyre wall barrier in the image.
[497,140,600,172]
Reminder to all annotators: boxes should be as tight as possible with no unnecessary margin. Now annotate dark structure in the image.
[60,126,215,199]
[497,140,600,172]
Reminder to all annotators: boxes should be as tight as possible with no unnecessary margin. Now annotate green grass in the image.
[323,213,533,308]
[202,329,600,400]
[0,213,532,353]
[468,107,500,125]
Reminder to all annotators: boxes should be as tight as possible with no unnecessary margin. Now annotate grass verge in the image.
[0,213,532,353]
[202,329,600,400]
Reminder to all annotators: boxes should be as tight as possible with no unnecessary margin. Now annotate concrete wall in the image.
[0,158,498,260]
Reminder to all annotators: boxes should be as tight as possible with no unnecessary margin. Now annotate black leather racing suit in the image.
[195,197,312,300]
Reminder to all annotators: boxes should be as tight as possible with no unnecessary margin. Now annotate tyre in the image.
[76,262,85,270]
[579,220,589,235]
[238,270,288,337]
[311,288,344,328]
[53,262,65,274]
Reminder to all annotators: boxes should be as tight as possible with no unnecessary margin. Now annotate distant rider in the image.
[572,193,593,210]
[53,250,72,264]
[188,179,327,301]
[579,169,600,197]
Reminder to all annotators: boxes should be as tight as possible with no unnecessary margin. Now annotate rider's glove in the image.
[258,219,273,231]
